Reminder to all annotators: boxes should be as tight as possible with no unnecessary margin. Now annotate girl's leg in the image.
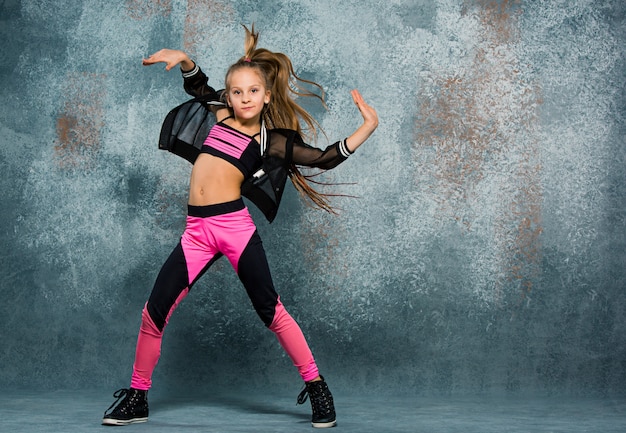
[130,243,197,390]
[235,229,336,428]
[103,239,201,425]
[131,215,222,390]
[235,231,319,382]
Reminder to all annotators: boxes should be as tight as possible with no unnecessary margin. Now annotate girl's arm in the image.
[142,49,222,102]
[289,90,378,169]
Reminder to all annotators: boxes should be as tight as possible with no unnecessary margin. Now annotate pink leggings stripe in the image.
[270,300,319,382]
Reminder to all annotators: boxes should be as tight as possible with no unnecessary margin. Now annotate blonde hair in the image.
[225,25,337,214]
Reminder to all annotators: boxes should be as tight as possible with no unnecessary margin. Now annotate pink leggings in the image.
[130,199,319,390]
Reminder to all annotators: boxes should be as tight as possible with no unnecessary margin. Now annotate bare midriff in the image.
[188,153,244,206]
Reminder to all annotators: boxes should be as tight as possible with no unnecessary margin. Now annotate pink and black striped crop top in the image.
[200,120,262,178]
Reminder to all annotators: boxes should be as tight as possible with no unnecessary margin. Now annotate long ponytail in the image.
[226,25,338,214]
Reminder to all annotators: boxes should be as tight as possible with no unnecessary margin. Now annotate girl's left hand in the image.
[345,90,378,153]
[351,89,378,131]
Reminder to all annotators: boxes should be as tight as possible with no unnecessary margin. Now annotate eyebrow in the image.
[230,82,263,87]
[229,84,263,91]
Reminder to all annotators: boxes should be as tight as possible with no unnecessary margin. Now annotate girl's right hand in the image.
[142,49,194,72]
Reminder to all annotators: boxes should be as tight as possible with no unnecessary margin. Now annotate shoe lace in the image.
[103,388,129,417]
[296,386,309,405]
[296,381,333,415]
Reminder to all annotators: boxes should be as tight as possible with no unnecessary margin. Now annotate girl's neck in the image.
[228,115,262,136]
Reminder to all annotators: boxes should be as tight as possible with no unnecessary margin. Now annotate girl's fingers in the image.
[350,89,378,126]
[351,89,371,111]
[142,54,161,66]
[142,49,178,68]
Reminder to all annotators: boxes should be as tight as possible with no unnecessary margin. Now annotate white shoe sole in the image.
[312,419,337,428]
[102,417,148,426]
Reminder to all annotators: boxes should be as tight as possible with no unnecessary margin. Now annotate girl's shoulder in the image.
[268,128,304,144]
[265,128,305,160]
[268,127,296,135]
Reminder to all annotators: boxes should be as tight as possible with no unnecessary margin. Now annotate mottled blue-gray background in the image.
[0,0,624,397]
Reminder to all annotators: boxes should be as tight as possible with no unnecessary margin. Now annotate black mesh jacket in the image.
[170,63,353,222]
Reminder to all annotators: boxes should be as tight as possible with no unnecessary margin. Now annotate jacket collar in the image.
[260,118,267,155]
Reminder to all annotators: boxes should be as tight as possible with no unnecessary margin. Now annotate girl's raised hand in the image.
[142,49,193,71]
[345,90,378,153]
[351,89,378,130]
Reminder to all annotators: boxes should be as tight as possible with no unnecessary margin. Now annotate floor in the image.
[1,389,625,432]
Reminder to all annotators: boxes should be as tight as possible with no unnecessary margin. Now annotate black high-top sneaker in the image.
[297,376,336,428]
[102,388,149,426]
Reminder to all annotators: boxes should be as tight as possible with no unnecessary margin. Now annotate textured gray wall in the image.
[1,0,624,396]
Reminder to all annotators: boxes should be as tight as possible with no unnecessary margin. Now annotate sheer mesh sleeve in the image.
[284,131,352,170]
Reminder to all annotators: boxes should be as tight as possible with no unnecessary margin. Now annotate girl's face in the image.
[226,67,271,122]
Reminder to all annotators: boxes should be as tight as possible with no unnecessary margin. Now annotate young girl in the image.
[102,25,378,429]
